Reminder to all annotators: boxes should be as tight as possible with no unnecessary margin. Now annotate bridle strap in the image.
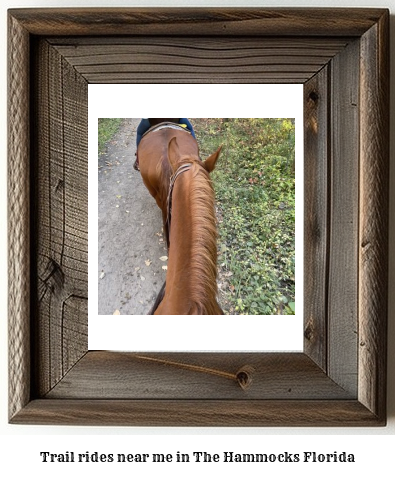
[165,163,192,247]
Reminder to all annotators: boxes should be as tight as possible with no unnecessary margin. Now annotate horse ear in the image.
[168,137,180,168]
[204,145,222,173]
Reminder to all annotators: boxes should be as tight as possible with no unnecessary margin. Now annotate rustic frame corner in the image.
[8,7,389,426]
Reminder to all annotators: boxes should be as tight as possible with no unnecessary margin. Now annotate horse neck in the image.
[164,162,219,314]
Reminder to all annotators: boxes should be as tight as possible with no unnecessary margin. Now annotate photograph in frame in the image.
[89,84,303,352]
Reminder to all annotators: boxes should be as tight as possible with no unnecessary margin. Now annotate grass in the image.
[98,118,123,154]
[193,118,295,315]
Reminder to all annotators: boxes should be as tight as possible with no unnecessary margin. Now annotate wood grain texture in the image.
[11,399,383,427]
[327,39,360,396]
[49,37,350,84]
[8,13,31,421]
[45,352,353,400]
[303,67,329,370]
[7,8,389,426]
[8,7,387,37]
[358,12,389,421]
[31,39,88,397]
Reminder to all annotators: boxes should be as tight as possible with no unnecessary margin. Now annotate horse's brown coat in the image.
[138,124,222,315]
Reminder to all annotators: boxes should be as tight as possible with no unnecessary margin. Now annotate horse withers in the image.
[137,121,223,315]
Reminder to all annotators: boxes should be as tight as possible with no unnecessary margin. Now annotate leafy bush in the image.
[193,118,295,315]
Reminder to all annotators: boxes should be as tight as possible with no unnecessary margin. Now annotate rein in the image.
[165,163,192,247]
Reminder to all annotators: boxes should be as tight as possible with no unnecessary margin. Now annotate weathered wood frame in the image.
[8,8,389,426]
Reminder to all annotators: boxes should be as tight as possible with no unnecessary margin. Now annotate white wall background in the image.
[1,0,394,476]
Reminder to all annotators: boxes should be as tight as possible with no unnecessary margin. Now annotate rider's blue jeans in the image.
[136,118,196,147]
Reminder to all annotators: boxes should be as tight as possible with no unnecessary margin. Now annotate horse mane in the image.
[157,153,172,195]
[177,157,219,314]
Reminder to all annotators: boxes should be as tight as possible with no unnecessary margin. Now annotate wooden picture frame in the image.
[8,8,389,426]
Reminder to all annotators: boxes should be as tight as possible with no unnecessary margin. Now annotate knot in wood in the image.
[308,90,319,103]
[236,365,254,390]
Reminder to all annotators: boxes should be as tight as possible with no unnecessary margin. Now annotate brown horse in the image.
[137,121,223,315]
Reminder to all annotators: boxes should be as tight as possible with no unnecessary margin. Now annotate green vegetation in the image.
[98,118,122,154]
[194,118,295,315]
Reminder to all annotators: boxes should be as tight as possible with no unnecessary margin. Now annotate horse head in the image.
[167,136,222,174]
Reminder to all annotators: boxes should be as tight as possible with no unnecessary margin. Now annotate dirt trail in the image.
[98,118,167,315]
